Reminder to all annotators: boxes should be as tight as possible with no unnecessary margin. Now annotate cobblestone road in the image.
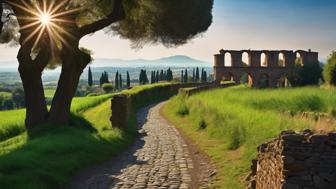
[64,102,213,189]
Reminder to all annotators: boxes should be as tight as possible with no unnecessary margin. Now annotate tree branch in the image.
[78,0,125,38]
[0,0,4,34]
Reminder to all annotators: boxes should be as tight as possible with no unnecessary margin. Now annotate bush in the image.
[198,119,207,130]
[177,103,189,116]
[323,51,336,86]
[228,126,246,150]
[102,83,114,93]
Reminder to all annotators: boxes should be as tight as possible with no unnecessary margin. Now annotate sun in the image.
[39,12,51,26]
[7,0,80,49]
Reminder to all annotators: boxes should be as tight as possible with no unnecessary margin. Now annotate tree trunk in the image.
[17,47,48,129]
[48,48,91,124]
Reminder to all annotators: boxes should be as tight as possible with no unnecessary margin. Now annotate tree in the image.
[0,0,214,128]
[192,68,195,82]
[156,70,159,83]
[88,67,93,87]
[167,68,173,81]
[102,83,114,93]
[119,74,122,89]
[323,51,336,86]
[196,67,200,82]
[126,71,131,88]
[300,62,322,86]
[181,71,184,83]
[202,69,208,83]
[184,69,188,83]
[99,71,109,86]
[115,72,119,90]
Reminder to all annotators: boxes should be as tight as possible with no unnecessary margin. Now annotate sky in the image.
[0,0,335,66]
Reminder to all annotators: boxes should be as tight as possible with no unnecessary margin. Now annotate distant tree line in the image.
[0,88,25,110]
[181,67,208,83]
[150,68,173,84]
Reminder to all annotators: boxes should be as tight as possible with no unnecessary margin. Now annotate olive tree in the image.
[0,0,214,129]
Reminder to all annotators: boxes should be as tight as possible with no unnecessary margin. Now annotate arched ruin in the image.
[214,49,319,88]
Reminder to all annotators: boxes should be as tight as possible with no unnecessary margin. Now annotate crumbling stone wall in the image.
[249,130,336,189]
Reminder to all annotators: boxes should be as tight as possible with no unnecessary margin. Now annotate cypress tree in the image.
[156,70,159,82]
[119,74,122,89]
[115,72,119,89]
[139,70,143,85]
[126,71,131,88]
[181,70,184,83]
[88,67,93,86]
[160,70,164,81]
[184,69,188,83]
[192,68,195,82]
[196,67,200,82]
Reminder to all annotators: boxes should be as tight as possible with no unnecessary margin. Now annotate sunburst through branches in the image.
[8,0,80,49]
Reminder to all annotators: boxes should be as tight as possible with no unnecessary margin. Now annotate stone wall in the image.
[249,130,336,189]
[178,82,235,97]
[110,83,210,129]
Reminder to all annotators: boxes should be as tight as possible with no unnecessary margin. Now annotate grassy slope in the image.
[163,86,336,188]
[0,93,134,189]
[0,94,113,142]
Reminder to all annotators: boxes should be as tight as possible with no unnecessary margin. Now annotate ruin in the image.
[214,49,319,88]
[249,130,336,189]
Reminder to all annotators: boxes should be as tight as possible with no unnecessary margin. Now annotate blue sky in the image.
[0,0,335,66]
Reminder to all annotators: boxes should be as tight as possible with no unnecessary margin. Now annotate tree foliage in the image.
[323,51,336,86]
[110,0,214,48]
[88,67,93,86]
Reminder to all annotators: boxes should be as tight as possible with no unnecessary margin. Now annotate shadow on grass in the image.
[63,106,151,189]
[0,114,135,189]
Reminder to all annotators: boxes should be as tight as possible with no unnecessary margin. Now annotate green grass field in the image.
[163,86,336,188]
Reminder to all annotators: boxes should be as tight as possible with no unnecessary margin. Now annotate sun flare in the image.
[39,13,51,26]
[7,0,80,49]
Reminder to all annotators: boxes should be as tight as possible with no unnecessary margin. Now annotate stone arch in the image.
[261,52,268,67]
[258,73,270,88]
[295,51,304,66]
[240,71,254,87]
[242,51,250,67]
[224,52,232,67]
[278,52,286,67]
[223,72,234,81]
[277,74,290,88]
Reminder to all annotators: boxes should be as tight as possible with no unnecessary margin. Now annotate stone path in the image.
[64,102,214,189]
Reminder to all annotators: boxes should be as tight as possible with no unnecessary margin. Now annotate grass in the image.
[162,86,336,189]
[0,95,133,189]
[0,83,177,189]
[0,94,114,143]
[44,89,56,98]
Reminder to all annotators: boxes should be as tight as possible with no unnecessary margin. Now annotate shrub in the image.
[198,119,207,130]
[102,83,114,93]
[177,103,189,116]
[323,51,336,86]
[228,126,246,150]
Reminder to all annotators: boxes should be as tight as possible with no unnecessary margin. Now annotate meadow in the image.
[163,86,336,188]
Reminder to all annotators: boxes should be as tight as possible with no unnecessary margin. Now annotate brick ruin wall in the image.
[249,130,336,189]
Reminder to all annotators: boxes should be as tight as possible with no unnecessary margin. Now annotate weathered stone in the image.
[214,49,319,88]
[248,131,336,189]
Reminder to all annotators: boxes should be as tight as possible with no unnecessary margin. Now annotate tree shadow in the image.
[63,105,153,189]
[0,113,134,189]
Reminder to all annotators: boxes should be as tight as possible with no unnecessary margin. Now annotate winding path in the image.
[64,102,214,189]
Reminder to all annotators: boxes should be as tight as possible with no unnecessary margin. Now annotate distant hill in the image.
[91,55,211,68]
